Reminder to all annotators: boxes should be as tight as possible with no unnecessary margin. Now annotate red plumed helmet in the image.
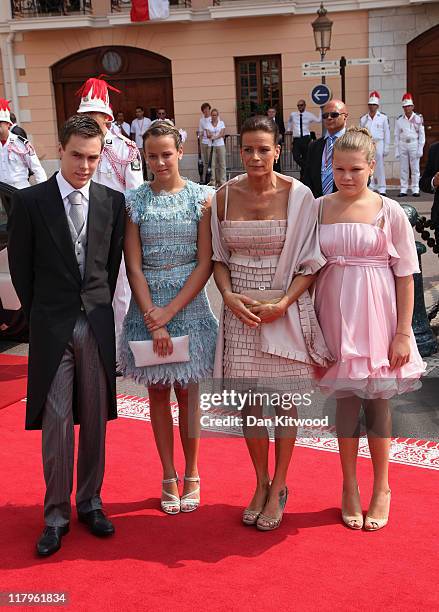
[402,92,414,107]
[0,98,12,125]
[76,75,120,121]
[368,91,380,105]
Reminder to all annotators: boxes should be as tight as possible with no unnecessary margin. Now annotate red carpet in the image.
[0,354,28,410]
[0,400,438,611]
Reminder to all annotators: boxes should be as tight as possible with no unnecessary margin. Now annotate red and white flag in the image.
[130,0,170,22]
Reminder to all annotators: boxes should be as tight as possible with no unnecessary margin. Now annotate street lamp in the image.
[312,3,333,84]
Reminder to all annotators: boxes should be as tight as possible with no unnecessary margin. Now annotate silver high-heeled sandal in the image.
[256,487,288,531]
[180,476,200,513]
[161,474,180,515]
[242,487,270,526]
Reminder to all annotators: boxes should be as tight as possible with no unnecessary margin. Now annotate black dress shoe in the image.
[36,524,69,557]
[398,193,407,197]
[78,509,115,537]
[412,192,420,197]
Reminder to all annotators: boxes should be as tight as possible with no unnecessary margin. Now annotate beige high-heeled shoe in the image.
[364,490,391,531]
[341,488,363,530]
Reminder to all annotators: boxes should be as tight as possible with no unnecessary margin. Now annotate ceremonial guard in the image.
[395,93,425,197]
[76,77,143,360]
[359,91,390,195]
[0,99,47,189]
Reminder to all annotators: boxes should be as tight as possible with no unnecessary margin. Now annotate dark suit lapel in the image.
[38,174,81,284]
[84,182,112,281]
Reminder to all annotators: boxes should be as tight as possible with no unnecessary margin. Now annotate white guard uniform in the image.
[92,130,143,353]
[0,132,47,189]
[395,113,425,195]
[360,111,390,194]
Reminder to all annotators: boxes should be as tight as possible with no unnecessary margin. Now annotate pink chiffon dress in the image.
[315,196,426,399]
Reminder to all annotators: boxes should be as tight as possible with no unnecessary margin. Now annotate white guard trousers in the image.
[371,139,386,193]
[399,142,420,194]
[113,254,131,357]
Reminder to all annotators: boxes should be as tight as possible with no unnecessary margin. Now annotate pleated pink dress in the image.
[315,196,426,399]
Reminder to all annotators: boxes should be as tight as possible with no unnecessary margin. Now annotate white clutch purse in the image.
[129,335,190,367]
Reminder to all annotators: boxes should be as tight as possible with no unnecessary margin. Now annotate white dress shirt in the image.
[130,117,152,148]
[111,121,130,137]
[56,171,90,234]
[287,110,321,137]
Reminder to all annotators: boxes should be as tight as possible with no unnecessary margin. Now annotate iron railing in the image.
[111,0,191,11]
[225,133,300,180]
[11,0,92,18]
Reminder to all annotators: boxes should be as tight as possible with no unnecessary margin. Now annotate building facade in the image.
[0,0,438,181]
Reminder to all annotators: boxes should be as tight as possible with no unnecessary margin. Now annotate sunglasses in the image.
[322,112,346,119]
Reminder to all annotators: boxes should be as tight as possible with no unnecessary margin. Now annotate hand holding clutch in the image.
[129,333,190,366]
[242,289,287,323]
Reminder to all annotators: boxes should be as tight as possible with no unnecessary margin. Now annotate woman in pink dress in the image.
[315,127,425,531]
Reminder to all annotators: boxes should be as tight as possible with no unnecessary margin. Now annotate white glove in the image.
[395,149,400,160]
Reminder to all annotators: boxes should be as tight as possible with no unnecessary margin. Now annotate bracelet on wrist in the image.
[396,331,411,338]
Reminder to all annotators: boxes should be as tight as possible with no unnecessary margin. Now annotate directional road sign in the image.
[302,60,340,69]
[303,68,340,78]
[311,84,332,106]
[346,57,385,66]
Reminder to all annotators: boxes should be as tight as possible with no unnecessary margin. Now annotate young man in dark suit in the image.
[303,99,348,197]
[8,115,125,557]
[419,141,439,243]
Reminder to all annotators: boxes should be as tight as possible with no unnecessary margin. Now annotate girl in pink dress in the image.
[315,127,425,531]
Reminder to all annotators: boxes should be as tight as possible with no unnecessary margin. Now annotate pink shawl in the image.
[211,173,333,377]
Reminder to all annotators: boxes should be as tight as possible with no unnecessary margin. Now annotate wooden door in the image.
[52,46,174,128]
[235,55,283,130]
[408,26,439,165]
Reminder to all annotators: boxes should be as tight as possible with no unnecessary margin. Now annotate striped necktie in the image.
[322,135,336,195]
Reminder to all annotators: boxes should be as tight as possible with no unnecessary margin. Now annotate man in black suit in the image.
[8,115,125,557]
[303,99,348,197]
[267,107,285,173]
[420,141,439,243]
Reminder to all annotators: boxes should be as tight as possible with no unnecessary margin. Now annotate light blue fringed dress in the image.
[118,180,218,386]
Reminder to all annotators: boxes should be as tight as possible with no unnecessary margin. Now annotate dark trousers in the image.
[293,135,312,180]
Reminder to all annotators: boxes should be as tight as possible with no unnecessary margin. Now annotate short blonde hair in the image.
[143,120,182,149]
[333,126,376,164]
